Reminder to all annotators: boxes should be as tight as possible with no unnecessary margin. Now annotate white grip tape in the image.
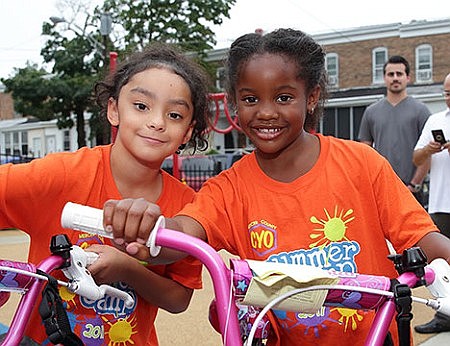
[61,202,113,239]
[146,216,165,257]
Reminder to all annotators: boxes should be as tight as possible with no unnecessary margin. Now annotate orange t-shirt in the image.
[0,145,202,346]
[180,134,437,346]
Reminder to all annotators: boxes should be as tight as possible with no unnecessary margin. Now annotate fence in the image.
[162,163,221,192]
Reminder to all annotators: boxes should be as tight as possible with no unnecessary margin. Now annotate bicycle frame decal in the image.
[0,260,36,292]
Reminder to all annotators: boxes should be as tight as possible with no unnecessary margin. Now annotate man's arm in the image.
[410,159,430,186]
[413,141,445,166]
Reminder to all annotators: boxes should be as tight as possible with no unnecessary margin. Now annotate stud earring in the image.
[176,144,186,155]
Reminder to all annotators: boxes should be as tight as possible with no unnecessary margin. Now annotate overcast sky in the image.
[0,0,447,81]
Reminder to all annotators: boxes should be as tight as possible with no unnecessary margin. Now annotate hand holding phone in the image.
[432,129,447,145]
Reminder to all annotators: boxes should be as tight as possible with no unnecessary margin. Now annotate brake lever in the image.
[62,245,134,307]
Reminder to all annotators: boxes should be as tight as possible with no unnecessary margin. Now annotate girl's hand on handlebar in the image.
[86,244,138,284]
[103,198,161,246]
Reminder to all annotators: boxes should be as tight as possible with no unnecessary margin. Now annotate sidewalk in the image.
[420,332,450,345]
[411,286,450,345]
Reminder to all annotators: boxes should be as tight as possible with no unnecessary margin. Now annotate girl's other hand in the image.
[85,244,136,284]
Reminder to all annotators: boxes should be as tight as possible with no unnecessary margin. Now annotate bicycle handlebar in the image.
[60,202,450,346]
[62,245,134,307]
[0,231,135,345]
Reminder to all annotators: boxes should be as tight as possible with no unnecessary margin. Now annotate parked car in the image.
[0,154,34,164]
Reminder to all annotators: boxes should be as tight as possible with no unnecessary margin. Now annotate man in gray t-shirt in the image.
[358,55,430,202]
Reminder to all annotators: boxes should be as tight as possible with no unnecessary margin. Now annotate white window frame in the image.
[372,47,388,84]
[326,53,339,87]
[415,44,433,83]
[215,67,226,90]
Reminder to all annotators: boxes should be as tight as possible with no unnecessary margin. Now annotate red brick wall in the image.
[323,33,450,89]
[0,92,14,120]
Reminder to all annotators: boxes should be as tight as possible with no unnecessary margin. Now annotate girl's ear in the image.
[307,85,321,113]
[107,98,120,126]
[182,120,196,145]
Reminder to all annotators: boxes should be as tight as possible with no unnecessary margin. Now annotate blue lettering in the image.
[80,282,137,317]
[267,241,361,273]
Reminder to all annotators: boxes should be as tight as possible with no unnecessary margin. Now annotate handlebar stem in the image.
[365,267,436,345]
[156,228,241,345]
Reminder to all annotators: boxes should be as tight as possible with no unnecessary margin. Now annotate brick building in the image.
[0,92,14,120]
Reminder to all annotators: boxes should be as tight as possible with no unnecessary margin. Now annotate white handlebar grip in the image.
[61,202,113,239]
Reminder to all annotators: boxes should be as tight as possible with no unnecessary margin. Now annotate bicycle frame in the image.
[0,234,134,346]
[1,255,65,345]
[152,227,444,346]
[60,202,450,346]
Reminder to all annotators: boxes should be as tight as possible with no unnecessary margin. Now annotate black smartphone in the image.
[432,129,447,145]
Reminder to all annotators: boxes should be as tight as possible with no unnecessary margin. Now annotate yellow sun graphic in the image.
[332,307,363,332]
[103,315,137,346]
[59,286,77,309]
[309,206,355,249]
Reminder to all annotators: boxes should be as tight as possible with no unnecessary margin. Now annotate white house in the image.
[0,116,92,158]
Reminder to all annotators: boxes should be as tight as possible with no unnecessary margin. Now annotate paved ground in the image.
[2,230,450,345]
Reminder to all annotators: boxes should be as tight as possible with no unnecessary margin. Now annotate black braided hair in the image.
[224,28,328,132]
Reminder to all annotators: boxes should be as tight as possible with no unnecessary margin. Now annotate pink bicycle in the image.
[3,202,450,346]
[0,232,134,346]
[61,202,450,346]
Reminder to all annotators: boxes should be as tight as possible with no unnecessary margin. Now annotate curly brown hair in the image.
[95,42,211,152]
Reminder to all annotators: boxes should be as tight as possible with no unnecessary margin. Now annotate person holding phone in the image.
[413,72,450,334]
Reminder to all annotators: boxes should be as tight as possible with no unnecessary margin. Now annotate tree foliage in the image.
[101,0,235,54]
[1,64,54,121]
[2,0,236,149]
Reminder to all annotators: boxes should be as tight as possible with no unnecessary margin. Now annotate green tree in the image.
[102,0,235,54]
[2,0,236,149]
[40,18,105,148]
[1,64,54,120]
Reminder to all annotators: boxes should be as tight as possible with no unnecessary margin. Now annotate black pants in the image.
[428,212,450,324]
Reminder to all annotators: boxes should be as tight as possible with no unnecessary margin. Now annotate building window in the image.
[216,67,226,90]
[12,132,20,155]
[416,44,433,83]
[63,130,71,151]
[4,132,11,155]
[21,131,28,156]
[326,53,339,87]
[320,106,366,141]
[372,47,387,84]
